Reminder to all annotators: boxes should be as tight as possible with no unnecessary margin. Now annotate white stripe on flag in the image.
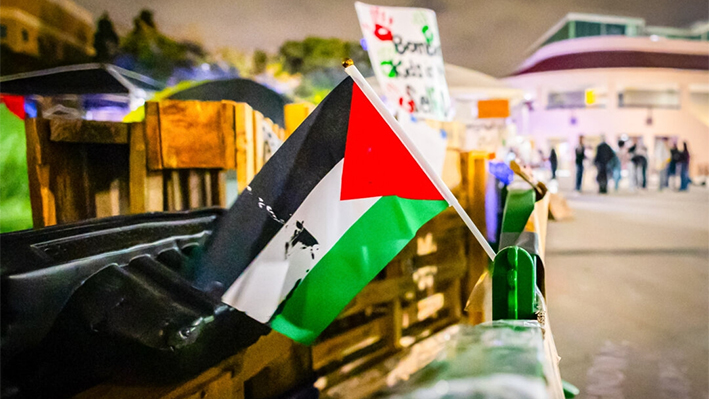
[222,160,379,323]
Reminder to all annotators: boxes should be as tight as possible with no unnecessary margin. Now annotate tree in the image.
[119,9,196,82]
[253,50,269,75]
[137,10,156,29]
[93,13,119,62]
[217,48,253,77]
[278,37,372,103]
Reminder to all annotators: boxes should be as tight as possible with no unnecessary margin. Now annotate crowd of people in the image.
[571,136,692,194]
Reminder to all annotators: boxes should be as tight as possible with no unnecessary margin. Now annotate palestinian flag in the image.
[195,77,447,344]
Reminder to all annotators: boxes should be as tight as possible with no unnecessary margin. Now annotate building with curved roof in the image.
[504,13,709,179]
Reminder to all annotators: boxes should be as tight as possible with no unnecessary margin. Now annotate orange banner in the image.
[477,99,510,119]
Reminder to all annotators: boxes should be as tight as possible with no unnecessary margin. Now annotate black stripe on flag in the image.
[193,77,354,293]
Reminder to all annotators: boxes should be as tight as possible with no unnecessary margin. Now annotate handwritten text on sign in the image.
[355,2,451,121]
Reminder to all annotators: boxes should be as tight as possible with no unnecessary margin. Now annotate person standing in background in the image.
[549,148,558,180]
[629,138,648,189]
[594,138,615,194]
[618,140,631,190]
[654,137,671,191]
[609,151,622,192]
[679,141,691,191]
[575,136,586,192]
[669,141,680,190]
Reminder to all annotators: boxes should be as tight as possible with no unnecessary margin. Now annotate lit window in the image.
[548,88,607,109]
[21,29,29,42]
[618,88,680,109]
[548,91,586,109]
[575,21,601,38]
[605,24,626,36]
[0,25,6,39]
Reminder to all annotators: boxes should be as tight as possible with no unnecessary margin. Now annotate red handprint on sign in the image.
[398,85,417,114]
[370,7,394,41]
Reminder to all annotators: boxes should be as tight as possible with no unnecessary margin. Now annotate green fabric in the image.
[270,196,447,344]
[0,104,32,233]
[501,188,536,235]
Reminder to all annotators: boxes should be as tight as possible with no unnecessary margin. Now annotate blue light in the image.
[24,100,37,118]
[360,38,368,51]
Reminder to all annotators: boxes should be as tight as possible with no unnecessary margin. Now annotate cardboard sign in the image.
[356,2,451,121]
[477,99,510,119]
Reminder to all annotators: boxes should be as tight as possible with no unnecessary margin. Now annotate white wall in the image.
[504,68,709,176]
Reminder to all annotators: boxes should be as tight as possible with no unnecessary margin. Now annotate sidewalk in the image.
[544,177,708,398]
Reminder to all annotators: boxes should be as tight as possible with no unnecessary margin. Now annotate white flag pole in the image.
[343,60,496,261]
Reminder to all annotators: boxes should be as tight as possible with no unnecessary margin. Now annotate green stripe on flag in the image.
[270,196,447,344]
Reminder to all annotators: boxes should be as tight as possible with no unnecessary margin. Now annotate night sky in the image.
[74,0,708,77]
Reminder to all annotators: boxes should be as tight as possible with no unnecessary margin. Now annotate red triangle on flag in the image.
[340,84,444,201]
[1,95,25,119]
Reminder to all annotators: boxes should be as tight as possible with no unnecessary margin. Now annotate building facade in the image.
[504,13,709,178]
[0,0,94,74]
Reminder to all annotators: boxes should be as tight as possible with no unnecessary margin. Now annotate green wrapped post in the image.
[492,246,536,320]
[493,186,538,321]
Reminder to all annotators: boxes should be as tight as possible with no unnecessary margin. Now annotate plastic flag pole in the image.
[343,59,496,261]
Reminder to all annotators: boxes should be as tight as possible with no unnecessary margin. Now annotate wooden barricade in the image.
[24,100,282,228]
[21,101,491,399]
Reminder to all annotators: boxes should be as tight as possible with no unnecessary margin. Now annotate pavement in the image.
[545,179,709,399]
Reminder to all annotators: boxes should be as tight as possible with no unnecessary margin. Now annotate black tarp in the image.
[168,79,290,126]
[1,210,269,398]
[0,64,164,96]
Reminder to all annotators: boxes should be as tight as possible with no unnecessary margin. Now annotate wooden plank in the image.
[188,170,205,209]
[312,317,386,370]
[146,173,164,212]
[209,170,227,208]
[252,111,264,173]
[89,144,130,219]
[49,119,129,144]
[234,103,255,193]
[221,101,237,169]
[340,257,467,320]
[24,118,55,227]
[129,123,164,213]
[203,170,214,207]
[74,332,298,399]
[284,103,314,139]
[318,345,393,393]
[158,100,228,169]
[243,338,312,399]
[25,118,94,225]
[461,151,490,322]
[129,123,148,214]
[144,102,163,170]
[166,170,185,211]
[94,179,121,218]
[442,149,462,191]
[181,372,238,399]
[447,279,463,320]
[52,143,93,224]
[390,298,403,351]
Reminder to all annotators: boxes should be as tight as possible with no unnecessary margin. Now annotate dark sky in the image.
[74,0,708,77]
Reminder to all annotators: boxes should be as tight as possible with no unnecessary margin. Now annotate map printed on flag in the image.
[355,2,452,121]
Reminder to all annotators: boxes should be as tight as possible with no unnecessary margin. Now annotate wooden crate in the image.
[24,100,283,228]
